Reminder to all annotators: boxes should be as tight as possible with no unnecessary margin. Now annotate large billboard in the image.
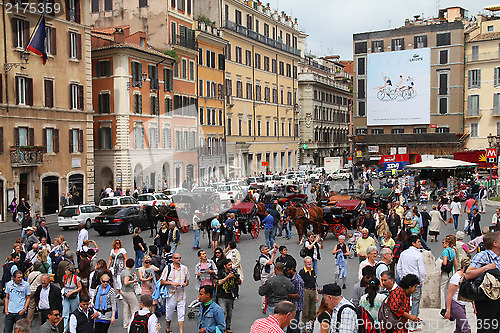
[367,48,431,126]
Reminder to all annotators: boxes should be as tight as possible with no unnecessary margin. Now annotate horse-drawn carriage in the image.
[363,188,395,213]
[319,199,361,239]
[168,192,221,233]
[222,202,261,242]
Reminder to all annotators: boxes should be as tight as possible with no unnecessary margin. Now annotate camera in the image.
[232,269,240,279]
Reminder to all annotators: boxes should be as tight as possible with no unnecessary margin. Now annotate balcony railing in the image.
[224,20,301,57]
[466,108,480,117]
[10,146,45,167]
[172,34,198,50]
[493,107,500,116]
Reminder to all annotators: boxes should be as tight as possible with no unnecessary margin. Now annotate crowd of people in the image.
[4,173,500,333]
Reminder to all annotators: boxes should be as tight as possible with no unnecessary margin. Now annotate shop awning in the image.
[406,158,477,170]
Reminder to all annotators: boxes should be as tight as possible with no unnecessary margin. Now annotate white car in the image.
[217,184,244,202]
[226,180,249,191]
[163,187,190,199]
[330,169,351,180]
[137,193,171,207]
[99,196,139,210]
[58,204,103,230]
[264,175,283,189]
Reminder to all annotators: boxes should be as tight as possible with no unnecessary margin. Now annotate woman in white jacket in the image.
[224,241,244,283]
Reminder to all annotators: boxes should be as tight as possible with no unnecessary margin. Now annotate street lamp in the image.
[3,51,30,73]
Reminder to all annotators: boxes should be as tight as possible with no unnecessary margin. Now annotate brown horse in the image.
[285,205,324,244]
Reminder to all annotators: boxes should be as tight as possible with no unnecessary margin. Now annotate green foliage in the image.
[164,49,180,63]
[195,14,213,26]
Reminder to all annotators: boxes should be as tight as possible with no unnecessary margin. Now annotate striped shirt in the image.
[250,315,283,333]
[160,264,189,302]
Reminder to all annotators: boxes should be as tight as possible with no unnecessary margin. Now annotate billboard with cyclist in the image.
[367,47,431,126]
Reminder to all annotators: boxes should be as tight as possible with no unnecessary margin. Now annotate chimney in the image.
[113,27,125,43]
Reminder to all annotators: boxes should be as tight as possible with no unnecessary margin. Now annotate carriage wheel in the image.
[179,219,189,233]
[235,229,241,243]
[335,224,348,239]
[250,216,260,239]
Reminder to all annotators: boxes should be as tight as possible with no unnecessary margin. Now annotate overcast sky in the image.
[269,0,490,60]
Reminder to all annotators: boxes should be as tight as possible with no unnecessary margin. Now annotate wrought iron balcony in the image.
[172,34,198,50]
[10,146,45,167]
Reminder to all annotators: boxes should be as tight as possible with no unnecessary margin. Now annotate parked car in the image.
[99,196,139,210]
[163,188,190,200]
[58,204,103,230]
[93,206,150,236]
[330,169,351,180]
[137,193,171,207]
[217,184,244,202]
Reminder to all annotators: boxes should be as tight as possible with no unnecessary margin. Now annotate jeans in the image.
[265,228,273,249]
[4,313,26,333]
[277,220,283,236]
[169,242,177,254]
[21,228,26,243]
[62,296,80,331]
[135,250,144,268]
[193,229,200,248]
[452,214,459,230]
[17,212,23,225]
[155,297,166,317]
[284,222,292,239]
[218,298,234,329]
[410,285,422,318]
[312,258,319,275]
[450,300,471,333]
[271,225,277,244]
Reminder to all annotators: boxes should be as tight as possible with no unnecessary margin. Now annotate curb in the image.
[0,216,59,235]
[486,199,500,207]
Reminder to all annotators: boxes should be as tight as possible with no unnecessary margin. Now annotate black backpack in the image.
[253,255,266,281]
[129,312,151,333]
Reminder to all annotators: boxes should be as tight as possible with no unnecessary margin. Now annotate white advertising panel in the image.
[367,48,431,126]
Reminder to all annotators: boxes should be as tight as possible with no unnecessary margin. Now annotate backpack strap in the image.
[335,304,357,333]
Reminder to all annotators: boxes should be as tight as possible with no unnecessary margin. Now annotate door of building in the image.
[0,180,4,221]
[42,176,59,214]
[68,174,84,205]
[19,173,28,200]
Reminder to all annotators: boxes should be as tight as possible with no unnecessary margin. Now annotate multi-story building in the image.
[91,26,200,193]
[91,0,199,187]
[0,1,94,220]
[297,56,351,166]
[195,0,307,177]
[352,7,468,162]
[465,7,500,149]
[195,21,228,181]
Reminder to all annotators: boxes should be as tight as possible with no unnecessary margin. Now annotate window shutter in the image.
[132,62,137,84]
[44,80,53,108]
[169,69,173,91]
[138,94,142,114]
[98,128,103,149]
[211,52,216,69]
[218,53,225,70]
[69,129,73,152]
[76,33,82,59]
[14,128,19,147]
[467,97,471,111]
[467,70,471,89]
[155,96,159,114]
[65,0,70,20]
[138,63,143,87]
[96,62,101,77]
[106,61,111,76]
[54,129,59,152]
[478,70,481,88]
[0,127,3,154]
[495,68,499,86]
[51,27,57,55]
[164,68,167,92]
[15,77,19,105]
[98,94,103,113]
[43,128,47,148]
[23,20,30,48]
[149,65,153,89]
[78,129,84,152]
[107,128,112,149]
[75,0,81,23]
[12,18,18,48]
[78,84,84,109]
[28,128,34,146]
[26,78,33,106]
[0,74,2,103]
[494,94,498,110]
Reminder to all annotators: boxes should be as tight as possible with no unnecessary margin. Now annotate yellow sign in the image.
[356,151,362,158]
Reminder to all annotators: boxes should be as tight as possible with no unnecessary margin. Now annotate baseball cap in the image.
[318,284,341,296]
[284,261,296,270]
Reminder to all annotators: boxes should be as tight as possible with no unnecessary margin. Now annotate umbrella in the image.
[406,158,477,170]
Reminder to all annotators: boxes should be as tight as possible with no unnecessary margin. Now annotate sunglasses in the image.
[145,261,151,264]
[51,313,61,317]
[173,257,181,259]
[215,252,222,254]
[101,280,110,283]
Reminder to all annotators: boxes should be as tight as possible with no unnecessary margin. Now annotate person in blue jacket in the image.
[197,285,226,333]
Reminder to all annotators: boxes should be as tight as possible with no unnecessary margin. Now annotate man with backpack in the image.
[319,284,358,333]
[255,244,278,313]
[128,294,159,333]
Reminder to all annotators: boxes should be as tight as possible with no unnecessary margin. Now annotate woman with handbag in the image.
[108,239,127,300]
[379,273,421,333]
[93,273,117,333]
[440,236,457,310]
[138,255,159,296]
[444,258,472,333]
[62,265,82,331]
[120,258,140,329]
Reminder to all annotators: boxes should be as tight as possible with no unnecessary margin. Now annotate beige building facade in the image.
[0,1,94,220]
[465,11,500,149]
[195,0,307,177]
[298,56,351,166]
